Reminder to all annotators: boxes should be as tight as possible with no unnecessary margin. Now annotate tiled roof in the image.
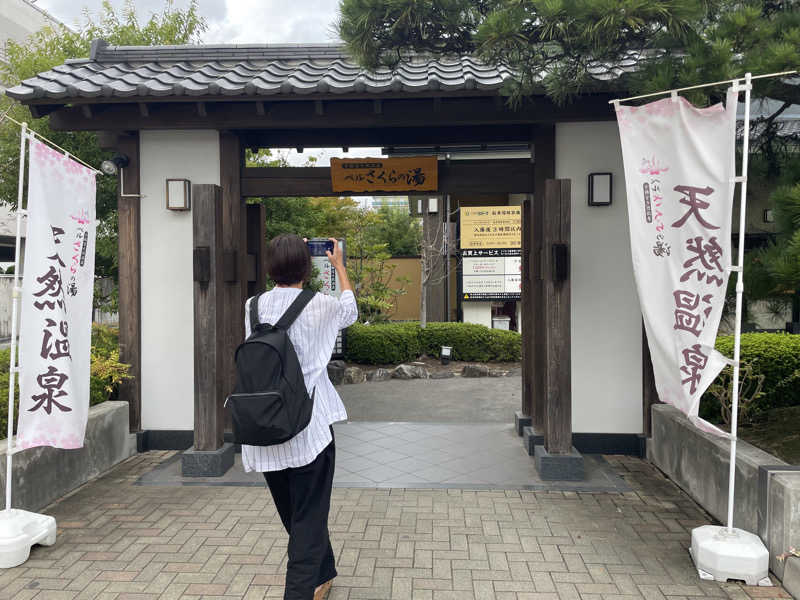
[4,40,516,102]
[4,39,652,103]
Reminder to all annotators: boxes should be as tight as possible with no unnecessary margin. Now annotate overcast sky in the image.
[32,0,343,45]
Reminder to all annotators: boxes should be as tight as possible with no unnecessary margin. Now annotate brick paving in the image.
[0,451,791,600]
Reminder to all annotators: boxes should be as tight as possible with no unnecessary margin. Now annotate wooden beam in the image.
[241,159,533,197]
[192,184,225,451]
[241,125,533,149]
[115,133,141,432]
[642,322,659,436]
[543,178,572,455]
[246,203,267,297]
[47,94,615,132]
[220,132,246,430]
[531,124,554,432]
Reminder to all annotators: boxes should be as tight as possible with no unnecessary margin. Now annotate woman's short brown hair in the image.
[266,234,311,286]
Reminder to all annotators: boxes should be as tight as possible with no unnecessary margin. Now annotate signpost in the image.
[308,238,346,357]
[459,206,522,301]
[330,156,437,193]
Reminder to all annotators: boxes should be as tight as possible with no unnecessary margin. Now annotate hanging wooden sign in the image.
[330,156,438,192]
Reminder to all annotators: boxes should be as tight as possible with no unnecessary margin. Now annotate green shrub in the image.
[346,321,523,365]
[700,333,800,424]
[418,322,520,362]
[0,325,130,439]
[419,322,491,361]
[485,328,523,362]
[344,322,421,365]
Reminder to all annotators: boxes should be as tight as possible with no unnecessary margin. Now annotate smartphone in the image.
[306,238,334,257]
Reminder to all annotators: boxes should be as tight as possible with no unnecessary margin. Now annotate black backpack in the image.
[226,289,315,446]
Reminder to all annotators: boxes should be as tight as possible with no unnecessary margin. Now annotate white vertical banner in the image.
[615,90,738,435]
[17,138,96,449]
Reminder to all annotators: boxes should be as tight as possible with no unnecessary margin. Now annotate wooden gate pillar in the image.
[517,197,534,434]
[181,184,235,476]
[535,178,584,480]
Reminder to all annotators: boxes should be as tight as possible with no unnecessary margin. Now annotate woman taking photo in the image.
[241,234,357,600]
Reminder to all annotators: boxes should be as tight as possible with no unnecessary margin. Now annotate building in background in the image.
[370,195,409,212]
[1,0,60,88]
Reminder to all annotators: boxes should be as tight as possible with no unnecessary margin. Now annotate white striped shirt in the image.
[240,287,358,472]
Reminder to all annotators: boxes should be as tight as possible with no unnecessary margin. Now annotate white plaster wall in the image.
[556,122,643,434]
[140,130,220,430]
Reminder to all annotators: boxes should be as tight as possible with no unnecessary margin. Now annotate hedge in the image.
[1,324,130,438]
[700,332,800,423]
[344,321,521,365]
[418,322,521,362]
[344,322,422,365]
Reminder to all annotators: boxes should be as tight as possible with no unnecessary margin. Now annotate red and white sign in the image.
[616,91,738,435]
[17,139,96,449]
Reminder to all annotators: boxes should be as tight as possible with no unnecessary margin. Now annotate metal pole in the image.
[727,72,752,533]
[6,123,28,513]
[444,194,450,322]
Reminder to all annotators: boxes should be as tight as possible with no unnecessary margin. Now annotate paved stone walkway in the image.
[137,423,628,492]
[0,451,790,600]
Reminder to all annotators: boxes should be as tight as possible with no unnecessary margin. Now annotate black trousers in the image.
[263,434,337,600]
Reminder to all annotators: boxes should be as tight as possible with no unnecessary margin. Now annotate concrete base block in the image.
[181,443,235,477]
[0,401,137,513]
[514,412,532,436]
[782,557,800,600]
[534,445,585,481]
[522,426,544,456]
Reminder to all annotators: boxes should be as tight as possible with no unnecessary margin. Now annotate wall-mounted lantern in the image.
[166,179,191,211]
[588,172,612,206]
[763,208,774,223]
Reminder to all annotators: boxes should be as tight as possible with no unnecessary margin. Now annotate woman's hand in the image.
[325,238,345,270]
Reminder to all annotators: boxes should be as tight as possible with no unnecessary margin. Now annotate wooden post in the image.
[543,179,572,454]
[520,197,533,419]
[642,322,659,437]
[192,185,225,451]
[220,132,246,421]
[532,125,555,432]
[116,133,141,433]
[246,203,267,298]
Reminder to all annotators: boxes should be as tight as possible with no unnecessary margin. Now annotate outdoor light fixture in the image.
[166,179,191,211]
[763,208,774,223]
[440,346,452,365]
[100,153,129,176]
[588,172,613,206]
[428,197,438,214]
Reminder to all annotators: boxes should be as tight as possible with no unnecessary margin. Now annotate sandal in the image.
[314,579,333,600]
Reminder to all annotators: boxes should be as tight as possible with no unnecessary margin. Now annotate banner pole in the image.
[5,123,28,513]
[726,72,752,533]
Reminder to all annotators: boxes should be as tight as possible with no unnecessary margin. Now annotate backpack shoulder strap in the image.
[275,288,315,330]
[248,293,264,332]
